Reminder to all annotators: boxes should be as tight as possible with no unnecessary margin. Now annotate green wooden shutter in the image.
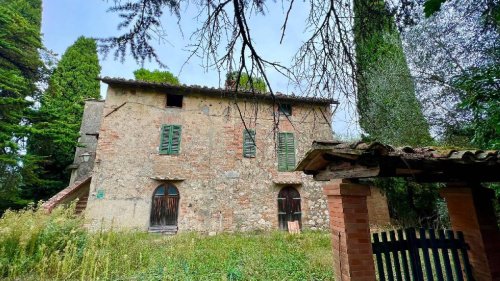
[243,129,256,158]
[159,125,172,154]
[159,124,182,155]
[285,133,295,170]
[278,132,295,171]
[278,133,288,171]
[170,125,182,154]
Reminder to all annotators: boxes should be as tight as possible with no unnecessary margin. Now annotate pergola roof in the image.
[296,141,500,182]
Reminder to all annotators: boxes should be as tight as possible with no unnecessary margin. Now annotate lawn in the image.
[0,206,334,280]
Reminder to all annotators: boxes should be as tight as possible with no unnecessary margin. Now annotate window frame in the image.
[277,132,296,171]
[166,93,183,108]
[243,129,256,158]
[278,103,292,116]
[159,124,182,155]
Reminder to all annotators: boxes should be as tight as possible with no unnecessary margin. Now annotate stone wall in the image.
[85,86,334,232]
[68,100,104,185]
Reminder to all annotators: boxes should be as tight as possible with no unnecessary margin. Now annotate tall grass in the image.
[0,205,334,280]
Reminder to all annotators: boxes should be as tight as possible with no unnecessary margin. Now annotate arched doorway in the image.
[277,186,302,230]
[150,184,180,227]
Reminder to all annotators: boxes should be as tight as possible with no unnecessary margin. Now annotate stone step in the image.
[75,196,89,214]
[148,225,178,235]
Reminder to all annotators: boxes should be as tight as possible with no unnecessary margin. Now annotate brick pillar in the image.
[440,184,500,281]
[324,179,376,281]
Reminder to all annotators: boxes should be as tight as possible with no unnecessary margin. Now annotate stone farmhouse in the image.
[44,77,390,234]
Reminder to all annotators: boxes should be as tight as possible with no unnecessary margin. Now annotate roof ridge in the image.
[99,77,338,105]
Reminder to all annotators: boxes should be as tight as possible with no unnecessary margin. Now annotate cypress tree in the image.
[353,0,439,227]
[0,0,42,210]
[354,0,432,146]
[27,37,101,200]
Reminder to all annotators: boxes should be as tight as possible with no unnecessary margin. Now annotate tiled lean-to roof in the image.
[100,77,337,105]
[296,141,500,182]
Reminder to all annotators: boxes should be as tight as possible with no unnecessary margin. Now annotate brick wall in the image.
[366,186,391,226]
[85,86,333,232]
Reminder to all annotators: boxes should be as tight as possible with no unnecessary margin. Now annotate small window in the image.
[159,125,182,155]
[278,132,296,171]
[243,129,256,158]
[278,104,292,116]
[166,94,183,108]
[154,186,165,196]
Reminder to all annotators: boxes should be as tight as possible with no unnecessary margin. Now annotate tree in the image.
[0,0,42,210]
[354,0,432,146]
[98,0,357,105]
[133,68,180,85]
[400,0,499,146]
[225,71,267,92]
[27,37,101,201]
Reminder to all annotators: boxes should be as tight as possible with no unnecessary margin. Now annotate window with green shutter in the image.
[278,132,296,171]
[159,125,182,155]
[243,129,256,158]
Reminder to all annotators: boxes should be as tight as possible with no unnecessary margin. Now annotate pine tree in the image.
[354,0,432,146]
[27,37,101,200]
[0,0,42,210]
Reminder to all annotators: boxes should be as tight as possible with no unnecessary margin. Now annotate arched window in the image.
[277,186,302,230]
[150,184,180,227]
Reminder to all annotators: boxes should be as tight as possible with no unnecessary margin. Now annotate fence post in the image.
[441,184,500,281]
[324,179,376,281]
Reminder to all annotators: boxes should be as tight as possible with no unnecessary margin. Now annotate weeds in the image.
[0,205,334,280]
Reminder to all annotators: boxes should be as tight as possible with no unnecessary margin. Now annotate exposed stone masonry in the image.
[85,85,334,232]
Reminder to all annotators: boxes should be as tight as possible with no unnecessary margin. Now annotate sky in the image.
[41,0,361,138]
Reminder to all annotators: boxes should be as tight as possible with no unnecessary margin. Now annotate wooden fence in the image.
[372,228,473,281]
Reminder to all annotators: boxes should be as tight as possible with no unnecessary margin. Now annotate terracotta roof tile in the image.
[100,77,337,105]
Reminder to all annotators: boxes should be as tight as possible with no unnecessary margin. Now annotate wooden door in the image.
[277,186,302,230]
[150,184,179,227]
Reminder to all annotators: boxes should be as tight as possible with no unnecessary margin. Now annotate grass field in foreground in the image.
[0,206,334,280]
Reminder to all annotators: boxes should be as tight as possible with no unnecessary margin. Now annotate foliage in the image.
[26,37,101,201]
[353,0,440,228]
[354,0,433,147]
[375,178,448,228]
[423,0,447,17]
[452,50,500,149]
[133,68,180,85]
[0,0,42,211]
[226,71,267,92]
[0,205,334,280]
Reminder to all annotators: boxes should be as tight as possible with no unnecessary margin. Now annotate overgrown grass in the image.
[0,205,334,280]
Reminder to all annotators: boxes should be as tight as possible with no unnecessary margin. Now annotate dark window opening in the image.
[277,186,301,230]
[278,104,292,116]
[166,94,183,108]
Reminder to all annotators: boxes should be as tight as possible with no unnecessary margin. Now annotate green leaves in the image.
[0,0,42,211]
[354,0,433,147]
[134,68,180,85]
[225,71,267,92]
[453,51,500,149]
[423,0,448,17]
[26,37,101,201]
